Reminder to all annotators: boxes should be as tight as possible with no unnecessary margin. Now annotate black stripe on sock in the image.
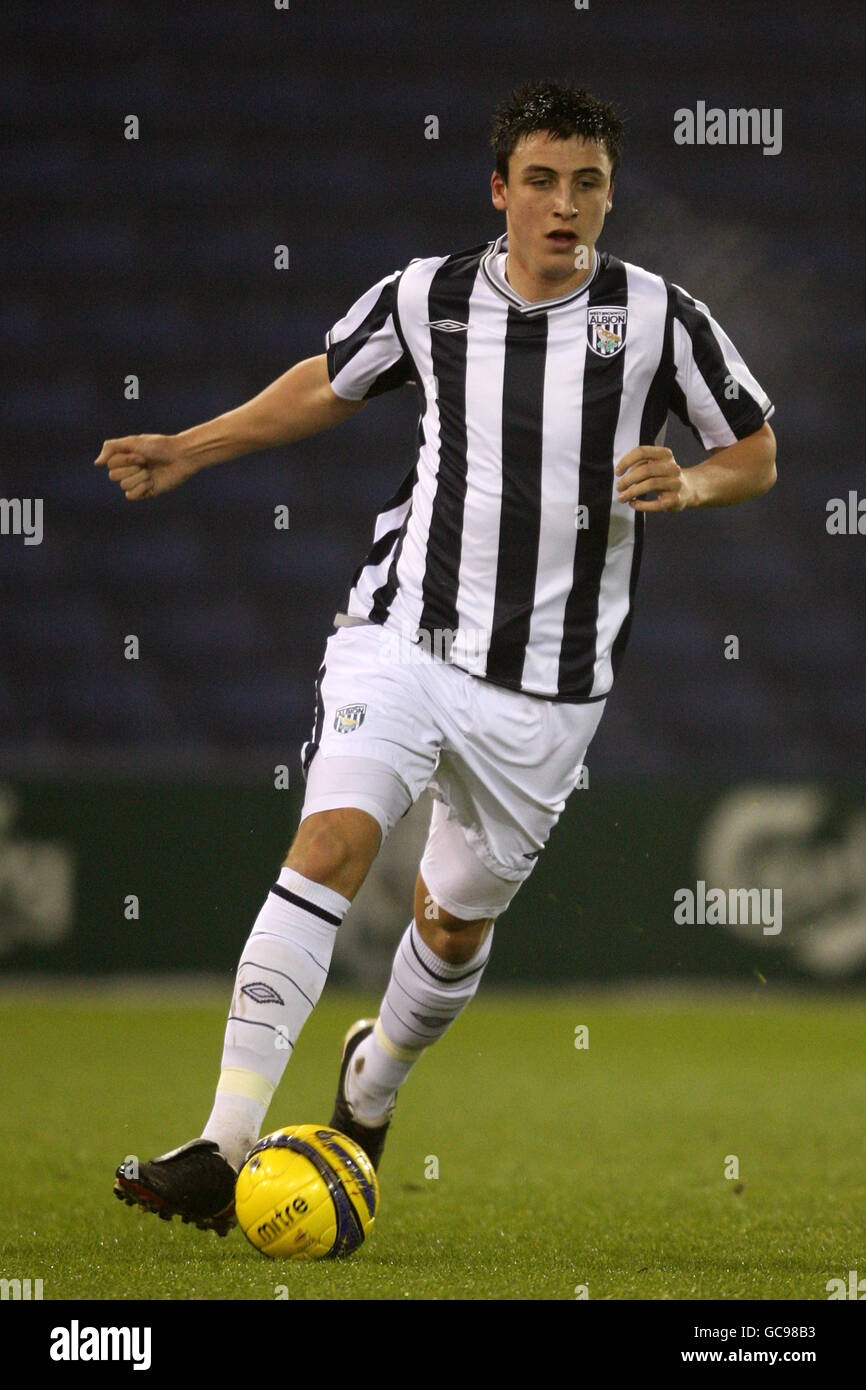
[407,925,491,985]
[269,882,342,926]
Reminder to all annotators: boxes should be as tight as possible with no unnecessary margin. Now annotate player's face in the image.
[490,132,614,299]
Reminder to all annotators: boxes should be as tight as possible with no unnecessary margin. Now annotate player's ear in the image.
[606,179,614,212]
[491,169,507,212]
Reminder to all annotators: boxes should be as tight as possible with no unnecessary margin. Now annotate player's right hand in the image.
[93,433,193,500]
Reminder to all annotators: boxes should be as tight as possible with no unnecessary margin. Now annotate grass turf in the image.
[0,985,864,1301]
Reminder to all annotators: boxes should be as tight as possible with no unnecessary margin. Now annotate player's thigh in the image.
[299,622,441,808]
[418,797,527,924]
[429,683,606,881]
[291,623,444,897]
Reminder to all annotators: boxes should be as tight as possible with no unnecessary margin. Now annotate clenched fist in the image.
[94,434,195,500]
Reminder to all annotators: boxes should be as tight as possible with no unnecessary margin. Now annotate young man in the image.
[99,81,776,1234]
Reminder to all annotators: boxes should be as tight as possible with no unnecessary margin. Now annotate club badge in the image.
[334,704,367,734]
[587,307,627,357]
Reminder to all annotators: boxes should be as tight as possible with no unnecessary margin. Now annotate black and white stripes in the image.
[325,233,773,703]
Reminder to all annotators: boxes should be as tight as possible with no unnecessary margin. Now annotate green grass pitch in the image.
[1,985,864,1301]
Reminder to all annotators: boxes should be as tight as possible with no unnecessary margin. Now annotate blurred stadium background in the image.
[1,0,863,991]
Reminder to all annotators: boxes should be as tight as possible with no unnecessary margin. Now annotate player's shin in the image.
[201,866,350,1170]
[346,919,493,1124]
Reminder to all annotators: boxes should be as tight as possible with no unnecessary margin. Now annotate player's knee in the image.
[415,904,492,965]
[284,808,380,898]
[413,871,491,963]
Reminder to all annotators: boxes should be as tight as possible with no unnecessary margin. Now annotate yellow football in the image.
[234,1124,379,1259]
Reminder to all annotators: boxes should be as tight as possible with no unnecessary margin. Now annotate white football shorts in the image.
[299,621,605,919]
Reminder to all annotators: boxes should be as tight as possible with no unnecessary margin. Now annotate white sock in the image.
[346,920,493,1124]
[201,866,350,1170]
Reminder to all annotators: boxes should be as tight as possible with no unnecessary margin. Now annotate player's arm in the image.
[615,423,777,513]
[94,354,364,500]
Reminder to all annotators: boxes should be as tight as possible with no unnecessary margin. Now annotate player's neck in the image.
[504,246,595,304]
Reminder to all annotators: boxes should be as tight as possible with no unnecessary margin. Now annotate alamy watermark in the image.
[1,1277,43,1300]
[378,626,489,673]
[49,1322,151,1370]
[674,880,782,935]
[674,102,782,157]
[827,1270,866,1299]
[0,498,43,545]
[826,492,865,534]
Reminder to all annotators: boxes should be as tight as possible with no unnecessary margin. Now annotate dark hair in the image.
[490,80,624,183]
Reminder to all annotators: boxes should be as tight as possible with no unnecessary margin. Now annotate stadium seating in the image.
[2,3,856,776]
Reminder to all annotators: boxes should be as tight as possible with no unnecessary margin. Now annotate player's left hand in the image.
[614,446,696,512]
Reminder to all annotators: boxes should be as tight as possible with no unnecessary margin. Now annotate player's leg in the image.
[112,798,388,1232]
[197,742,423,1176]
[113,620,446,1226]
[333,665,607,1165]
[414,867,493,962]
[197,802,383,1174]
[333,801,523,1164]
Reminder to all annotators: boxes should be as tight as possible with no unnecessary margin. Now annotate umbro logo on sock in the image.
[241,981,285,1006]
[411,1011,447,1029]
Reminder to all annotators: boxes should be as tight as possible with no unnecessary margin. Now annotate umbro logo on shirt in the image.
[426,319,469,332]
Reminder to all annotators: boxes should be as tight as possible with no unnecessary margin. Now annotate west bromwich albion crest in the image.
[334,703,366,734]
[587,307,627,357]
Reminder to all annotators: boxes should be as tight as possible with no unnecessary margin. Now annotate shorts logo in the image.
[587,307,627,357]
[334,703,366,734]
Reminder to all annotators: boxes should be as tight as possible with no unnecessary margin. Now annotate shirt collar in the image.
[481,232,600,315]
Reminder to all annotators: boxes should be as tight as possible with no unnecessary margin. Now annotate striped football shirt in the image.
[324,231,773,702]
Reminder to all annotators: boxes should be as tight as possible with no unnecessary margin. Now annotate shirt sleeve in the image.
[667,283,775,449]
[325,269,415,400]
